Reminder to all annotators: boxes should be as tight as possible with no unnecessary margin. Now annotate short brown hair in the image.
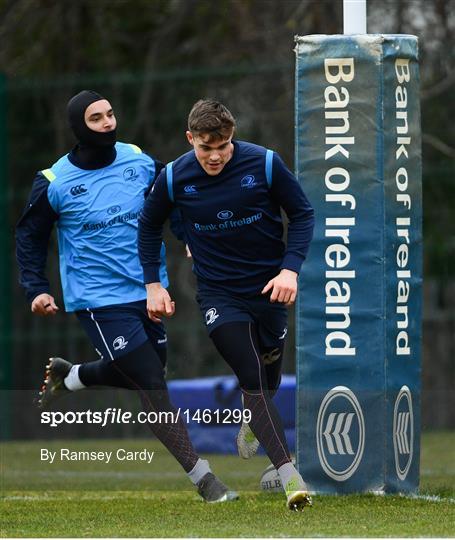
[188,99,236,141]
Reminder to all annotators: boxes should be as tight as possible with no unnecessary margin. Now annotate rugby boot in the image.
[37,357,72,409]
[197,472,239,503]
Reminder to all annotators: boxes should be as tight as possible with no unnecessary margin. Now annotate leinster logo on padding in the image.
[393,385,414,481]
[205,308,219,326]
[316,386,365,482]
[113,336,128,351]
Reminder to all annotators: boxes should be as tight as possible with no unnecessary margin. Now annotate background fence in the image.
[0,65,453,439]
[0,0,453,439]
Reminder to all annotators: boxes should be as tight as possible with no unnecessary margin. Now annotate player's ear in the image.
[186,130,194,147]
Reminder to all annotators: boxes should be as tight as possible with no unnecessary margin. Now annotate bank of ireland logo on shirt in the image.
[393,385,414,481]
[241,175,256,188]
[113,336,128,351]
[316,386,365,481]
[217,210,233,220]
[107,205,121,215]
[123,167,138,181]
[205,308,219,326]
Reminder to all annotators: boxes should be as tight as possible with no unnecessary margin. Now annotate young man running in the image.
[138,99,315,510]
[16,91,237,504]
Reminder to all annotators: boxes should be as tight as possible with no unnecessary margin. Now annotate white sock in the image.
[277,462,306,493]
[187,458,211,485]
[63,365,86,391]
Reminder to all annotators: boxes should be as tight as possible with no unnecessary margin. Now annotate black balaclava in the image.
[67,90,117,169]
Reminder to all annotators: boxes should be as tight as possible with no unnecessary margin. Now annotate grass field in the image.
[1,431,454,537]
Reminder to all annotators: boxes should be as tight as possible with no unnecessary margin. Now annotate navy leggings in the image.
[210,321,291,468]
[78,340,199,473]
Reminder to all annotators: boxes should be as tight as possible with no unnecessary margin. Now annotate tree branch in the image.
[422,132,455,158]
[422,70,455,101]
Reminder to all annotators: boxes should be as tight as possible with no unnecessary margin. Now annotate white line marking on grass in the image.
[399,493,455,504]
[421,468,455,475]
[2,494,150,501]
[5,470,183,479]
[4,469,258,479]
[1,491,204,501]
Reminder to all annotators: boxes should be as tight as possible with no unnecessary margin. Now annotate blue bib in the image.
[45,142,168,311]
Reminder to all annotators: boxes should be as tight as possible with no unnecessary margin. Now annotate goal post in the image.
[294,34,422,493]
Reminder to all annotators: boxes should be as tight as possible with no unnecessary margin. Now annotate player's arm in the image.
[138,168,176,321]
[262,152,315,305]
[143,154,186,247]
[15,173,60,315]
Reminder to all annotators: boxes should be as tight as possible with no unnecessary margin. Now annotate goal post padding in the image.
[294,34,421,493]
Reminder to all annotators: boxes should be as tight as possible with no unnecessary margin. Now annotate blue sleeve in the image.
[138,167,175,283]
[270,153,315,273]
[15,173,59,303]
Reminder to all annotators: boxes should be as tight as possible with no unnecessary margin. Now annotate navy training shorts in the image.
[196,286,288,351]
[76,299,167,361]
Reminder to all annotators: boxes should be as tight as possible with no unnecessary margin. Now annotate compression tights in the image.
[78,341,199,472]
[210,321,291,469]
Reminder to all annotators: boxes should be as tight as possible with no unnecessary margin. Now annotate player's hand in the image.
[261,269,298,305]
[145,282,175,322]
[31,293,59,316]
[185,245,192,258]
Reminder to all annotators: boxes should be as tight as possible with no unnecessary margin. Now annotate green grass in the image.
[1,432,454,537]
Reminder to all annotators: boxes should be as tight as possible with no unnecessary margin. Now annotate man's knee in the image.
[238,368,264,393]
[112,341,167,391]
[261,347,281,365]
[262,348,283,395]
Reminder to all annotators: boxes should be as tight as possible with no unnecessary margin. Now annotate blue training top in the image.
[138,140,314,296]
[17,142,168,312]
